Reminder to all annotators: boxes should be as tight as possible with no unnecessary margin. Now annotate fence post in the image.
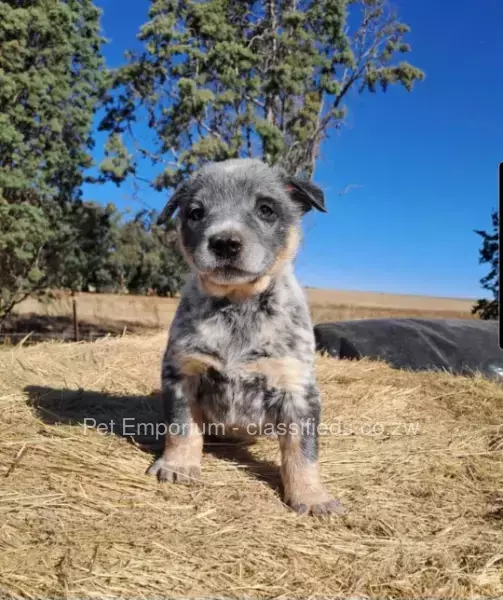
[72,292,79,342]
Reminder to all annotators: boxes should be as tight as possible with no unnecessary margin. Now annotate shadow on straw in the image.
[24,385,282,494]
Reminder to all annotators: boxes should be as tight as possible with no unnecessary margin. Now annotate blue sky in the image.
[84,0,502,299]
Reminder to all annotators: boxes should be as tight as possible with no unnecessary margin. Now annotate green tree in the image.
[100,0,424,188]
[113,210,186,297]
[472,211,499,320]
[0,201,53,324]
[0,199,123,325]
[0,0,105,199]
[54,201,124,293]
[0,0,105,320]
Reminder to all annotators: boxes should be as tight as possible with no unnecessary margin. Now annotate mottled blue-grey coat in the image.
[148,159,344,517]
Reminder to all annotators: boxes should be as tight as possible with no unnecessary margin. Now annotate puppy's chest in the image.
[181,302,313,426]
[196,304,288,362]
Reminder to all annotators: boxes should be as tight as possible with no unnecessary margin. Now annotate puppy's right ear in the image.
[157,182,188,225]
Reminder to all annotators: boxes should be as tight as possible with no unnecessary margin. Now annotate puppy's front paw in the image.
[147,457,201,484]
[290,496,345,517]
[286,487,345,517]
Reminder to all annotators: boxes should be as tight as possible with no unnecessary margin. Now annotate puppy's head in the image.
[158,159,327,295]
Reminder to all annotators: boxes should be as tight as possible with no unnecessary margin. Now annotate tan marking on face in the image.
[279,433,332,508]
[242,356,306,395]
[267,225,301,277]
[177,352,225,377]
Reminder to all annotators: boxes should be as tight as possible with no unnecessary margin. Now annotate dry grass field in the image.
[1,333,502,598]
[3,287,495,598]
[11,287,476,340]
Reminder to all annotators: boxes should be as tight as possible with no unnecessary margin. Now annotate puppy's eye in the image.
[188,205,205,221]
[257,201,277,221]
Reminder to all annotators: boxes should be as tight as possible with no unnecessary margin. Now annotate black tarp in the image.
[314,318,503,380]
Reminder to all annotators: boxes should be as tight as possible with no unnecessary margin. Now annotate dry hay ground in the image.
[1,334,502,599]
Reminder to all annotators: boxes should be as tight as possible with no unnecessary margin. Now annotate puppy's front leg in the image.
[280,395,344,516]
[147,363,203,484]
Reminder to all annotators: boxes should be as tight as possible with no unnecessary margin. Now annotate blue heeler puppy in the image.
[149,158,344,516]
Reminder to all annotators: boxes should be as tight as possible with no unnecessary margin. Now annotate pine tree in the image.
[0,0,105,198]
[100,0,424,188]
[472,211,499,320]
[0,0,105,322]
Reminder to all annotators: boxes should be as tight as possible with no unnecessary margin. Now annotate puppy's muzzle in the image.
[208,231,243,260]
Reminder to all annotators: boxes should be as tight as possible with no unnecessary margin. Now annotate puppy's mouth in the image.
[204,265,262,284]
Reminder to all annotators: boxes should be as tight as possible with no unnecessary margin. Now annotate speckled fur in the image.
[148,159,344,517]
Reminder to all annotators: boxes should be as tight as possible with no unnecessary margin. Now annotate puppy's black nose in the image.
[208,232,243,259]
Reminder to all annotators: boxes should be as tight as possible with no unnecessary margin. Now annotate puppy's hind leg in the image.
[147,363,203,485]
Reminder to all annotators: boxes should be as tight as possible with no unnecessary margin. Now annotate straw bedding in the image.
[1,333,502,598]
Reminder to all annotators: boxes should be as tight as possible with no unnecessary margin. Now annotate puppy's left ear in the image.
[285,176,327,213]
[157,181,188,225]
